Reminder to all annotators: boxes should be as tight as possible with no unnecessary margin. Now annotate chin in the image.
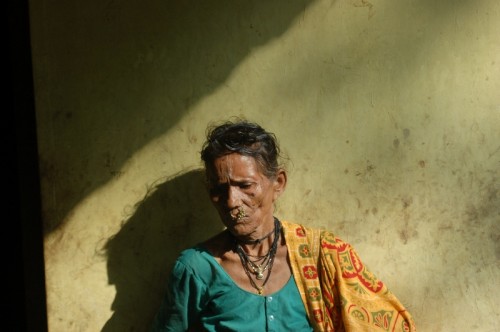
[226,220,250,234]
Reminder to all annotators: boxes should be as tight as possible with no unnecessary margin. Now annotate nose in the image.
[226,185,242,208]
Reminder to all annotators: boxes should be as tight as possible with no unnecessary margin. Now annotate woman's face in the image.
[206,153,286,237]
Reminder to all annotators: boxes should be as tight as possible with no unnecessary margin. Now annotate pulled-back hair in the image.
[200,119,282,179]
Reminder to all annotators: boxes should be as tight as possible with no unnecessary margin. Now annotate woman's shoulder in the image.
[174,247,211,269]
[177,246,206,260]
[281,220,348,245]
[170,246,219,283]
[281,220,327,236]
[174,231,230,272]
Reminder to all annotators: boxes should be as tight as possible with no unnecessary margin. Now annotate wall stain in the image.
[492,232,500,260]
[393,138,400,148]
[401,196,413,209]
[399,195,418,244]
[350,0,375,19]
[354,160,376,178]
[438,223,453,231]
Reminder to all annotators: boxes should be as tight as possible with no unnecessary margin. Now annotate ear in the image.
[272,169,287,201]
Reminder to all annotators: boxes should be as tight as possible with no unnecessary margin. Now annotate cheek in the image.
[251,186,273,207]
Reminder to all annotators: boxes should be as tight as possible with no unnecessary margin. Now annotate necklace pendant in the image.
[257,287,263,295]
[256,271,264,280]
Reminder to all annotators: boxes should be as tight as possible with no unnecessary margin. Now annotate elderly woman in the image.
[150,120,416,331]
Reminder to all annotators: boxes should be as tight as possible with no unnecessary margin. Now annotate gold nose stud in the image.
[236,208,246,219]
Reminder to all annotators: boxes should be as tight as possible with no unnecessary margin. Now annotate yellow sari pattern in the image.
[282,221,417,332]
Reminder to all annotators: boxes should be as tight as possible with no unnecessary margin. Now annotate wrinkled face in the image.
[206,153,286,237]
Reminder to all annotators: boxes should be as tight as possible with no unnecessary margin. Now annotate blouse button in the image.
[267,296,273,302]
[269,315,275,321]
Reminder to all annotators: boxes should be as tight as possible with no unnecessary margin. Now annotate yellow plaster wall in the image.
[30,0,499,331]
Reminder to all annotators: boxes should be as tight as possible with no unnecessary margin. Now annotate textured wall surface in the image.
[30,0,499,331]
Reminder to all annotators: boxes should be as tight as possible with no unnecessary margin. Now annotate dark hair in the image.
[200,119,282,178]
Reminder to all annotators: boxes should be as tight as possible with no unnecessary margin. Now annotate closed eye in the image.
[239,183,252,189]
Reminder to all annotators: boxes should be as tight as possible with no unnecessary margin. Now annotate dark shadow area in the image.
[7,0,48,331]
[101,169,222,332]
[34,0,315,234]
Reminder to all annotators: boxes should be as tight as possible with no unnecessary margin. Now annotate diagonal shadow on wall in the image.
[101,169,222,331]
[36,0,315,235]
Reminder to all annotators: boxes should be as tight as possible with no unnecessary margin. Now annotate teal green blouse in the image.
[150,247,313,332]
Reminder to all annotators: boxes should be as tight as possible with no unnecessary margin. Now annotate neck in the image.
[233,217,281,253]
[236,227,275,245]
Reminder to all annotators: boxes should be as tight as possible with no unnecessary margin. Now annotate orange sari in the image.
[282,221,416,332]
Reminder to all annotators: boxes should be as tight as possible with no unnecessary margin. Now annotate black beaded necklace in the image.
[235,217,281,295]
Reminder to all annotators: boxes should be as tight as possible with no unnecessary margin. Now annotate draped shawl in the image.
[282,221,417,332]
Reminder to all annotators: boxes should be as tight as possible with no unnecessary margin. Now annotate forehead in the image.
[207,154,265,181]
